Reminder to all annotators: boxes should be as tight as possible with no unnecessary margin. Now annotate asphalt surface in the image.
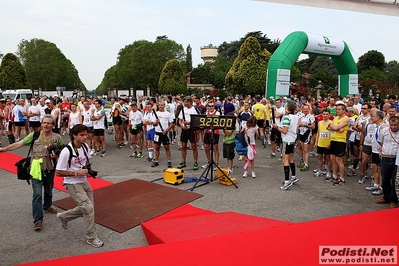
[0,130,391,265]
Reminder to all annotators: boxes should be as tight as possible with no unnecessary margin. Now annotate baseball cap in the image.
[53,94,58,98]
[335,101,344,105]
[318,102,328,108]
[45,99,51,103]
[283,97,287,100]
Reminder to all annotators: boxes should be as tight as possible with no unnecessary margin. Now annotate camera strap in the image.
[66,142,89,168]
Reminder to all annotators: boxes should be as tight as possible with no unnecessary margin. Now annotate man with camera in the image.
[55,124,103,248]
[0,114,64,230]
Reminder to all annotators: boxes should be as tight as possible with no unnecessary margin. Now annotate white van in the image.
[2,89,33,102]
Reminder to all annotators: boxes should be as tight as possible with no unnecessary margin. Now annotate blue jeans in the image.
[31,170,55,223]
[380,157,398,204]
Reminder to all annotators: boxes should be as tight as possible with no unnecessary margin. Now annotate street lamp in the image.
[315,80,324,99]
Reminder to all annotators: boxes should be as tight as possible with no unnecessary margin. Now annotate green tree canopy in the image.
[16,38,82,91]
[0,53,30,90]
[158,59,187,95]
[218,31,279,60]
[109,38,185,92]
[225,36,271,95]
[357,50,385,72]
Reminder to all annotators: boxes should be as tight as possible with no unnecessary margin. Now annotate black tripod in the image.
[190,127,238,191]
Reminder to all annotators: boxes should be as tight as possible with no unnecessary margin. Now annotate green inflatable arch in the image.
[265,31,358,98]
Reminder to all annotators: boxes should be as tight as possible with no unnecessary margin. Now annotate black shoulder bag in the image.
[15,131,40,185]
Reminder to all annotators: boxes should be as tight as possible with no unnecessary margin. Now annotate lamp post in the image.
[315,80,324,99]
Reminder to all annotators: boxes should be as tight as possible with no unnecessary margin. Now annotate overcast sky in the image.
[1,0,398,91]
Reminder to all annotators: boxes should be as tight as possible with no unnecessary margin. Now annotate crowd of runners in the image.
[1,92,398,208]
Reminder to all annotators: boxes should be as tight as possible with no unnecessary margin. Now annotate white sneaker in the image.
[202,162,210,169]
[87,237,104,248]
[90,149,95,156]
[290,176,299,184]
[201,145,204,150]
[228,168,233,175]
[243,171,247,178]
[280,180,293,190]
[372,187,383,195]
[124,140,129,145]
[251,171,256,178]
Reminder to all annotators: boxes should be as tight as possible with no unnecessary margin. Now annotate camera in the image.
[47,144,64,156]
[82,163,98,178]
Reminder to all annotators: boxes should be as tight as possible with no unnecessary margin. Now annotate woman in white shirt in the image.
[68,103,82,133]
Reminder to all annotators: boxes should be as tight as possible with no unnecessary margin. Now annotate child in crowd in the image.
[242,116,258,178]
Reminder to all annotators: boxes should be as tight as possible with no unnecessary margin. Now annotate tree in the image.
[225,37,271,95]
[115,38,185,91]
[16,38,82,91]
[385,60,399,86]
[218,31,279,60]
[96,65,118,96]
[0,53,30,89]
[357,50,385,72]
[185,44,193,73]
[158,59,187,95]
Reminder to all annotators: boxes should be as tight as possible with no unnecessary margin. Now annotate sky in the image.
[1,0,398,91]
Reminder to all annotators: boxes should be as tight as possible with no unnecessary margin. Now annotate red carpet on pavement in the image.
[0,151,112,191]
[142,210,292,245]
[53,179,203,233]
[18,208,399,266]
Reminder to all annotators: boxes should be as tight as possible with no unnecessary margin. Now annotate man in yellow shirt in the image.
[251,95,266,148]
[325,103,350,185]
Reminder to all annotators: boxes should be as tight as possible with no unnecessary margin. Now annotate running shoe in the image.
[333,178,345,186]
[193,163,199,170]
[280,180,293,191]
[290,176,299,184]
[358,175,365,184]
[178,162,186,169]
[136,152,143,158]
[242,171,248,178]
[130,152,138,158]
[87,237,104,248]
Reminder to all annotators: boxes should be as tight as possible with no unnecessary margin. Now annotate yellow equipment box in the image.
[216,168,237,186]
[163,168,184,185]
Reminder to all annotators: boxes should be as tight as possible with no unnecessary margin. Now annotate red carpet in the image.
[0,151,112,191]
[53,179,203,233]
[142,211,292,245]
[18,208,399,266]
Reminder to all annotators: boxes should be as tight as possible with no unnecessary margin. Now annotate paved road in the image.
[0,131,389,265]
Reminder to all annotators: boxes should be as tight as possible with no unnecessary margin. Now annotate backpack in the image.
[63,143,90,168]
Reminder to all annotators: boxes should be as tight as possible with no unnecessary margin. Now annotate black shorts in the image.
[317,146,331,155]
[329,141,346,157]
[371,153,380,166]
[130,124,143,135]
[204,133,220,145]
[180,128,196,143]
[282,142,295,154]
[299,130,312,144]
[113,116,122,125]
[14,121,25,127]
[86,126,94,134]
[93,129,105,136]
[223,143,235,160]
[362,145,372,155]
[29,121,41,128]
[5,121,13,131]
[154,132,170,145]
[353,139,360,147]
[256,119,265,129]
[270,128,281,144]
